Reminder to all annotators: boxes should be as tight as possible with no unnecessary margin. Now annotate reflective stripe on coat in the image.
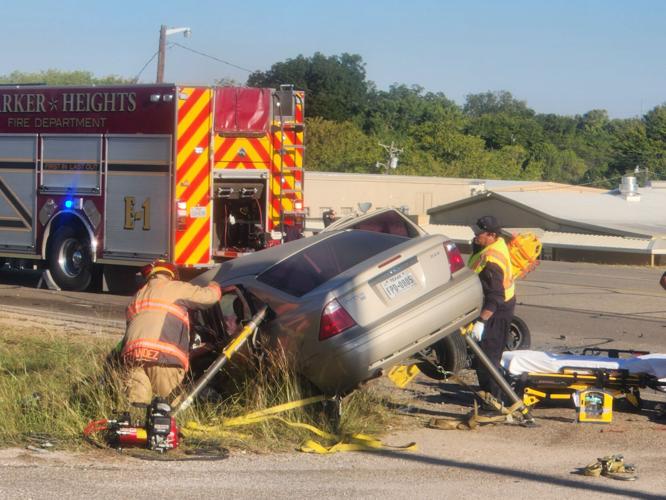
[122,275,221,369]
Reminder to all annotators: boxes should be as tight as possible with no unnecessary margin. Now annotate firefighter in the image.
[467,215,516,403]
[121,259,222,408]
[322,209,337,228]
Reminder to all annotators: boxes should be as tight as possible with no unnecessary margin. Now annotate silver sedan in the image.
[192,209,482,395]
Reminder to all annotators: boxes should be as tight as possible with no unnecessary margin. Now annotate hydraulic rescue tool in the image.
[103,397,179,452]
[84,305,269,453]
[460,323,535,425]
[173,305,268,415]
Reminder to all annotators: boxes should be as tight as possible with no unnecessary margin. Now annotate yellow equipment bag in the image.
[387,363,421,388]
[507,232,542,280]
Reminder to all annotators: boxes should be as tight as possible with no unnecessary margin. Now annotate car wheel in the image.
[418,331,469,379]
[48,226,94,291]
[506,316,531,350]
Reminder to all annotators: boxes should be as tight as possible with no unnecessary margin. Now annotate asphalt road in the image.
[515,261,666,353]
[1,260,665,499]
[1,260,664,351]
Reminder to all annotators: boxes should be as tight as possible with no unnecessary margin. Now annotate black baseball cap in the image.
[475,215,502,234]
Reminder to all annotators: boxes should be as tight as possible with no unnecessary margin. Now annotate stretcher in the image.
[500,349,666,422]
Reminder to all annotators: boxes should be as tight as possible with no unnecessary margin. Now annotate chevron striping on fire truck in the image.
[0,83,305,291]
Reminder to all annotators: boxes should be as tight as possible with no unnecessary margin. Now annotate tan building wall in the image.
[304,172,474,222]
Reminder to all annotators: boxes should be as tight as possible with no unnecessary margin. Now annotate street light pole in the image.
[156,24,192,83]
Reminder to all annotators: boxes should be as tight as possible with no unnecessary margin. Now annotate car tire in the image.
[418,331,469,379]
[48,225,94,291]
[506,316,531,350]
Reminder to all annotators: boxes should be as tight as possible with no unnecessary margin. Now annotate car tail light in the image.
[319,299,356,341]
[444,241,465,274]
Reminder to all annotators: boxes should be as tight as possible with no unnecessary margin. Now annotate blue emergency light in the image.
[64,198,83,210]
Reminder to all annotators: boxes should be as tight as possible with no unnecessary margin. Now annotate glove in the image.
[471,320,485,342]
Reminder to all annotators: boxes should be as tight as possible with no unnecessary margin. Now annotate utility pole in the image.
[156,24,192,83]
[156,25,167,84]
[375,141,404,175]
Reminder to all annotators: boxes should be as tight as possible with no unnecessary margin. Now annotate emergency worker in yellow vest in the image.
[467,215,516,402]
[121,259,222,407]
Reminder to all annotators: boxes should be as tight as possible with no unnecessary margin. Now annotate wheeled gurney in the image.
[500,349,666,415]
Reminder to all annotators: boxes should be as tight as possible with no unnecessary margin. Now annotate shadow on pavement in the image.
[373,448,660,499]
[0,267,43,288]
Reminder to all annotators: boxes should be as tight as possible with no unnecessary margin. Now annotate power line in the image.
[133,48,162,83]
[171,42,255,73]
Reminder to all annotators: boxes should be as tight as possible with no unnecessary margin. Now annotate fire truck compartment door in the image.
[214,87,271,135]
[103,136,171,259]
[40,135,102,194]
[0,135,37,251]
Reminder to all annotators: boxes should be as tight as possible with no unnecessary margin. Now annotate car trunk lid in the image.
[334,234,453,327]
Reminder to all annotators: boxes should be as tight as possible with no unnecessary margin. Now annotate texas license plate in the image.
[381,269,417,299]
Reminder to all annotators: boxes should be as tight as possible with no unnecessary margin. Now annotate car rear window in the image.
[348,210,420,238]
[258,231,409,297]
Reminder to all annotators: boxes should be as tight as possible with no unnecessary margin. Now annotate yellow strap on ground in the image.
[301,434,417,454]
[221,395,328,426]
[181,395,417,454]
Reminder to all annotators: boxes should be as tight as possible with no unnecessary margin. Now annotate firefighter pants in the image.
[474,313,513,403]
[126,364,186,405]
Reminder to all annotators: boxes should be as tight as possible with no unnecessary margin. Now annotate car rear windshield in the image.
[258,231,409,297]
[347,210,420,238]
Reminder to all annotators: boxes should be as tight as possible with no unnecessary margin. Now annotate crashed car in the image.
[191,208,483,395]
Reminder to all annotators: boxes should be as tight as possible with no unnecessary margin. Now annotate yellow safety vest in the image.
[467,237,515,302]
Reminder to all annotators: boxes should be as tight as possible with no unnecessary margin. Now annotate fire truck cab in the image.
[0,84,305,291]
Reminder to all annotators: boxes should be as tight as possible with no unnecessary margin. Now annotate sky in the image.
[2,0,665,119]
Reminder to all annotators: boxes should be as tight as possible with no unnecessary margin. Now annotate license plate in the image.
[381,269,417,299]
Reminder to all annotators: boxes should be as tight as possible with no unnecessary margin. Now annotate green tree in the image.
[364,84,462,136]
[579,109,609,132]
[483,145,529,179]
[409,120,491,177]
[640,105,666,178]
[610,118,650,174]
[465,113,544,150]
[531,143,587,182]
[305,117,378,172]
[247,53,370,122]
[0,69,132,85]
[463,90,534,118]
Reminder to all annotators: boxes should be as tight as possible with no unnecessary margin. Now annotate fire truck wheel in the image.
[48,226,94,291]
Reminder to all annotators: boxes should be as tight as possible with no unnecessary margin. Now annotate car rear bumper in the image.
[301,273,482,394]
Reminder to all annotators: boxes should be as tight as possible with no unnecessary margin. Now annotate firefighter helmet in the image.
[141,259,179,280]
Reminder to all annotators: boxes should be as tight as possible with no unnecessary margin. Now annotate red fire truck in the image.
[0,84,305,291]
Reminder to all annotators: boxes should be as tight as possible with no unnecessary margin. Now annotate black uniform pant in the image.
[474,312,513,403]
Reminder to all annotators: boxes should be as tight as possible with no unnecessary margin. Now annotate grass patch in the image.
[0,325,399,453]
[0,326,123,447]
[175,347,397,453]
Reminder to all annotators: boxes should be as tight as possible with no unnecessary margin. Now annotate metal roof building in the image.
[427,179,666,266]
